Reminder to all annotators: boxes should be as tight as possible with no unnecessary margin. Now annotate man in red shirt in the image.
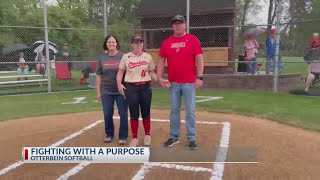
[309,33,320,51]
[157,15,204,150]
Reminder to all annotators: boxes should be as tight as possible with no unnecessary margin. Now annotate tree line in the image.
[0,0,319,60]
[0,0,140,60]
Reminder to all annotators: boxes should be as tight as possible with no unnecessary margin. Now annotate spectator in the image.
[304,58,320,94]
[308,33,320,51]
[35,51,46,75]
[265,27,285,74]
[17,52,29,81]
[244,35,259,75]
[61,43,72,74]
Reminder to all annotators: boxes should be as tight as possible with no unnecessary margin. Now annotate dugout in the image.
[135,0,236,74]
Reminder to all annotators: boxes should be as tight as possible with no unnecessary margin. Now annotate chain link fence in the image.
[0,0,319,96]
[234,20,320,77]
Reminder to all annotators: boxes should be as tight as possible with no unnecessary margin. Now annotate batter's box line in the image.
[140,163,212,172]
[131,119,231,180]
[56,118,230,180]
[114,117,226,125]
[134,161,258,177]
[0,120,104,177]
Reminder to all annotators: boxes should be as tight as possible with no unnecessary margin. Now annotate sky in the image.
[246,0,269,25]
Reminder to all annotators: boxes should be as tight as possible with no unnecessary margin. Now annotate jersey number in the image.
[141,70,147,77]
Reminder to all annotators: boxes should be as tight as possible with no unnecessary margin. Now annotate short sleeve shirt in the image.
[119,52,155,83]
[96,52,124,94]
[159,33,203,83]
[309,38,320,49]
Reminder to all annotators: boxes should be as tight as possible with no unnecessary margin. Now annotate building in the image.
[135,0,236,73]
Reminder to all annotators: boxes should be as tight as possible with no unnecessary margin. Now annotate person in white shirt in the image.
[17,52,29,80]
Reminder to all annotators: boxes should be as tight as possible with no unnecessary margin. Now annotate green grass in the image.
[1,89,320,132]
[281,57,308,75]
[257,56,308,77]
[2,56,310,95]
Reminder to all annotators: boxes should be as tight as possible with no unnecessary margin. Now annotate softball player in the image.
[116,35,165,147]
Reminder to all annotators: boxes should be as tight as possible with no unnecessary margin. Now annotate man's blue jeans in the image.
[169,82,196,141]
[266,54,283,75]
[101,94,128,140]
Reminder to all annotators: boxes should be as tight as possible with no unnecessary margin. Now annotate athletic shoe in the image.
[129,138,139,147]
[118,139,126,145]
[163,138,179,147]
[104,136,113,143]
[188,141,198,150]
[144,135,151,146]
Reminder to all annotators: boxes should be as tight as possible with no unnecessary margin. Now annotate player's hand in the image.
[159,78,171,88]
[118,84,126,96]
[195,79,203,89]
[96,92,101,101]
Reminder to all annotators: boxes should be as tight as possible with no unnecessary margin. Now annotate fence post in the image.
[186,0,190,33]
[42,0,51,93]
[273,0,281,93]
[103,0,108,37]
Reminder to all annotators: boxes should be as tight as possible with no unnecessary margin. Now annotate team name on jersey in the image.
[128,61,149,69]
[103,61,119,69]
[171,42,186,49]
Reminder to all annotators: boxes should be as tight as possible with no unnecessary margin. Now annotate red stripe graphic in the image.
[24,149,28,160]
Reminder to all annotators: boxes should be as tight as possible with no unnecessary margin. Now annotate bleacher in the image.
[0,71,48,87]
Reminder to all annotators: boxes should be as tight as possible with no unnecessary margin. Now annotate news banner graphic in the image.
[22,147,149,163]
[22,147,258,163]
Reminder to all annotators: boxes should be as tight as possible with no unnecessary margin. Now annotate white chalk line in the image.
[57,162,91,180]
[131,163,154,180]
[147,163,212,172]
[131,163,214,180]
[57,117,226,180]
[0,120,103,176]
[195,96,223,103]
[61,162,227,180]
[210,122,231,180]
[131,119,231,180]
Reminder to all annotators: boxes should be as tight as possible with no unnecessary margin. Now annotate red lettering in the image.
[141,70,146,77]
[128,61,148,69]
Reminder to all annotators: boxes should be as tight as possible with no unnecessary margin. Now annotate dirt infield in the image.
[0,110,320,180]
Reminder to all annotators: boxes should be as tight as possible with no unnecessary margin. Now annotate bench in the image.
[0,74,48,88]
[0,71,16,74]
[0,75,45,79]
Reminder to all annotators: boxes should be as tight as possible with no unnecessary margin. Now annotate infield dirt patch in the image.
[0,110,319,180]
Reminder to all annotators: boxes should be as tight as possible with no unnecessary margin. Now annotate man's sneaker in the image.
[188,141,198,150]
[144,135,151,146]
[129,138,139,147]
[104,136,113,143]
[164,138,179,147]
[118,139,126,145]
